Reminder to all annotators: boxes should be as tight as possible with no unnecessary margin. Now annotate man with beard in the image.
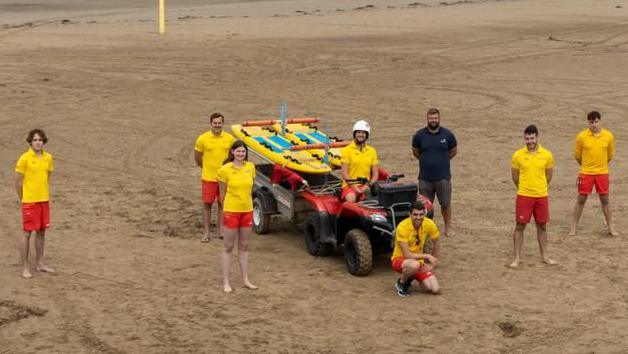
[412,108,457,237]
[341,120,379,202]
[568,111,618,237]
[509,125,557,268]
[195,112,236,242]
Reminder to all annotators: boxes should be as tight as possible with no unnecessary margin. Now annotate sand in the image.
[1,0,627,352]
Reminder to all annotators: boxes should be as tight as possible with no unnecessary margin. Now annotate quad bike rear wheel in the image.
[304,213,333,256]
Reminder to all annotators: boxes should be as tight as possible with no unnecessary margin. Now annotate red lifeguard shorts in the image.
[342,185,367,201]
[391,257,434,281]
[515,195,549,224]
[22,202,50,232]
[578,174,609,195]
[222,211,253,229]
[202,180,221,204]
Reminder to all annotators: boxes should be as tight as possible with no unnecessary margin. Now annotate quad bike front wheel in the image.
[344,228,373,276]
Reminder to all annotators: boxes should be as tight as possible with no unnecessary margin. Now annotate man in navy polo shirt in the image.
[412,108,457,237]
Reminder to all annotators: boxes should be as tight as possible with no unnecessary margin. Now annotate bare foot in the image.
[201,234,210,243]
[542,258,558,265]
[21,269,33,278]
[445,229,455,238]
[223,284,233,293]
[609,229,620,237]
[36,265,55,273]
[243,282,258,290]
[567,229,577,236]
[508,260,520,268]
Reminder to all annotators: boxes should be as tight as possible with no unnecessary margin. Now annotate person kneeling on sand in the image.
[391,200,441,297]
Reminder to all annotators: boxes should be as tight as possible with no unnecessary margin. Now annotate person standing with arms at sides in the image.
[15,129,55,278]
[510,125,557,268]
[412,108,457,237]
[194,112,236,243]
[569,111,619,237]
[341,120,379,202]
[217,140,258,293]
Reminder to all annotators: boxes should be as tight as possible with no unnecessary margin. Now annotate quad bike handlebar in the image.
[386,174,404,182]
[344,177,370,185]
[345,174,404,187]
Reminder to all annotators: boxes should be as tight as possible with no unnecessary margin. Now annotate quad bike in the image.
[252,162,433,276]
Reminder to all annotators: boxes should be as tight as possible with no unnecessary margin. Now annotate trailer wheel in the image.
[304,213,332,256]
[344,229,373,276]
[252,197,271,235]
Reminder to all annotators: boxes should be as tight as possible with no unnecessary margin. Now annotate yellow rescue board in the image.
[274,123,346,167]
[231,124,332,174]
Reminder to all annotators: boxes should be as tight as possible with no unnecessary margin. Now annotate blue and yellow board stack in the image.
[231,117,349,174]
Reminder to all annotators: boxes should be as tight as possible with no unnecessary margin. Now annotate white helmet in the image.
[352,120,371,137]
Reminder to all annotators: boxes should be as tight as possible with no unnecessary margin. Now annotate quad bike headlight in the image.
[369,213,388,224]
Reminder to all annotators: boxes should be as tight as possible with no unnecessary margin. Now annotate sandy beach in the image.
[1,0,627,352]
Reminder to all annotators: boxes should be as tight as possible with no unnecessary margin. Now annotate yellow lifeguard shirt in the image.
[340,141,378,186]
[195,130,236,182]
[574,128,614,175]
[391,217,440,262]
[15,148,54,203]
[217,161,256,212]
[511,145,554,197]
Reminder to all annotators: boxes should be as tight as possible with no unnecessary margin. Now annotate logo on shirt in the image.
[440,139,447,144]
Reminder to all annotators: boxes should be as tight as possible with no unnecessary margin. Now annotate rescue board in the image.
[230,122,332,174]
[272,121,348,167]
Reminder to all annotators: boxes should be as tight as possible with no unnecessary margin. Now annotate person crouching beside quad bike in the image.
[340,120,379,202]
[391,200,441,297]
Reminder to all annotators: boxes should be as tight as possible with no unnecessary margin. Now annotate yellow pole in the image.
[158,0,165,34]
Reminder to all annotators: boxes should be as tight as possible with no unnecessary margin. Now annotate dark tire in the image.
[252,197,271,235]
[344,229,373,276]
[304,213,333,256]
